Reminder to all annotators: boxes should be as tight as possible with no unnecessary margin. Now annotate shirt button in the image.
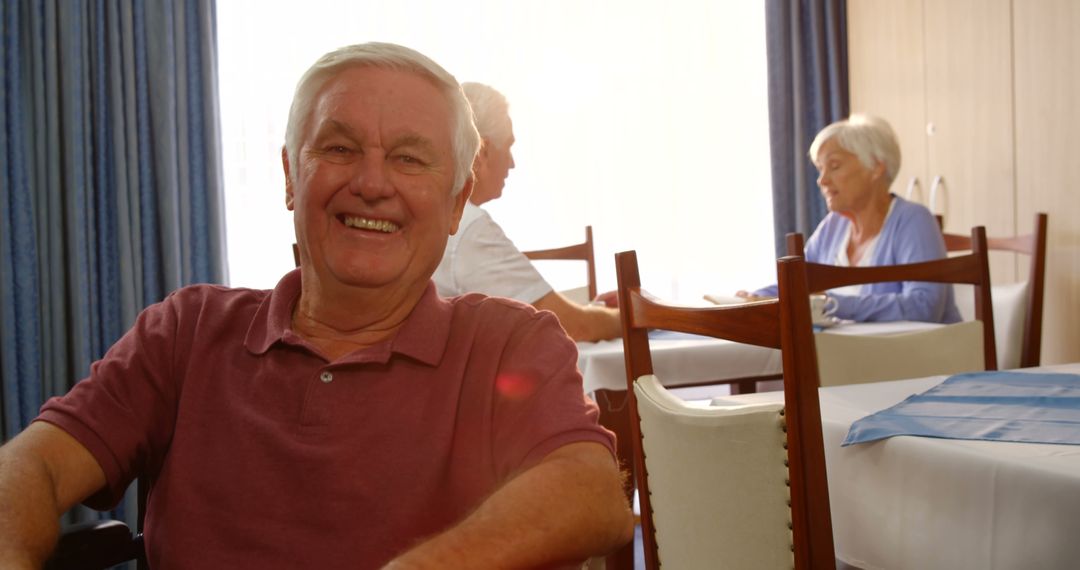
[320,371,333,384]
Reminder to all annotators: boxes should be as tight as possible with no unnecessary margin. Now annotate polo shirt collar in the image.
[244,269,452,367]
[390,283,453,366]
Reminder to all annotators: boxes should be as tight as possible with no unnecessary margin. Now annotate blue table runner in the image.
[843,371,1080,446]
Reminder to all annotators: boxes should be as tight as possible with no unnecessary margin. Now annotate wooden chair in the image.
[942,212,1047,368]
[787,226,997,386]
[616,250,835,569]
[523,225,598,302]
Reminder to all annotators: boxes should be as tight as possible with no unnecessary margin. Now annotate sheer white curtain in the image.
[218,0,774,302]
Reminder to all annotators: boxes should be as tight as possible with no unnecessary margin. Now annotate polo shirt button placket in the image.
[299,370,336,429]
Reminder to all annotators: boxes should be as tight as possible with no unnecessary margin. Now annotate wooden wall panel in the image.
[847,0,929,201]
[1013,0,1080,363]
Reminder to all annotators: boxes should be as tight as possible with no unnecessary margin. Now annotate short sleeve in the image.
[36,294,183,509]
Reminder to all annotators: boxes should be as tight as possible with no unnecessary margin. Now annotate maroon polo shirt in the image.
[38,270,614,569]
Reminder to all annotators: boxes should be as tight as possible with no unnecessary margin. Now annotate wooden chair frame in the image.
[616,250,835,570]
[942,213,1047,367]
[523,225,598,301]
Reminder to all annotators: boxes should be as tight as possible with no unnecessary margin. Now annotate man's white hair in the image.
[462,82,512,147]
[284,42,481,195]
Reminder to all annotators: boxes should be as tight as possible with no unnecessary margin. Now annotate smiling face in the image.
[284,65,470,294]
[814,138,884,215]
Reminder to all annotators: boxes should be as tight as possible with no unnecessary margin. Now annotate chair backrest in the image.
[633,376,792,569]
[616,250,834,570]
[814,321,985,386]
[787,226,997,384]
[523,225,598,301]
[942,212,1047,368]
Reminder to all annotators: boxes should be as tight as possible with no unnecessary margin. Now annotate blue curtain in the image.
[1,0,225,463]
[764,0,849,255]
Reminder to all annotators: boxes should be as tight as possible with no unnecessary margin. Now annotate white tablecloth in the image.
[577,320,940,394]
[577,335,780,394]
[715,363,1080,570]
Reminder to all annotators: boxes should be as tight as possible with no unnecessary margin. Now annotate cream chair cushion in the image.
[953,281,1028,369]
[634,375,793,569]
[814,320,985,387]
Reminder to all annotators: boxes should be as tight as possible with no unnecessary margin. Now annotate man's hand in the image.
[591,290,619,309]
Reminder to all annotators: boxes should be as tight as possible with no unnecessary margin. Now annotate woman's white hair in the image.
[462,82,512,147]
[809,114,902,184]
[284,42,481,195]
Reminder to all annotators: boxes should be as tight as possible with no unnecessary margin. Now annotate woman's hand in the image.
[735,290,772,302]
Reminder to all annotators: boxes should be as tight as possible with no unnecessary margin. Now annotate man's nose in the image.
[350,155,394,199]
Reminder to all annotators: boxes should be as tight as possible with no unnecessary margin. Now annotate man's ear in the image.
[474,138,490,167]
[449,177,473,236]
[282,146,295,210]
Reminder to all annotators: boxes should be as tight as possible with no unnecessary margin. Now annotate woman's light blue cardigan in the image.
[754,195,961,323]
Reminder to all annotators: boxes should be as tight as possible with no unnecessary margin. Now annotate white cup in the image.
[809,294,838,325]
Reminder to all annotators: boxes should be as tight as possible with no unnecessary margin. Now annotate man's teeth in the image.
[343,216,399,233]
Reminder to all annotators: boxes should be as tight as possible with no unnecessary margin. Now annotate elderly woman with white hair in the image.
[739,114,960,323]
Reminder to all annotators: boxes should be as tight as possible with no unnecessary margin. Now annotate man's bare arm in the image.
[0,422,108,569]
[533,292,622,342]
[384,442,633,569]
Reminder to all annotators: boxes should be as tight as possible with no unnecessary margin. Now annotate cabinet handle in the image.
[929,175,947,221]
[905,176,923,204]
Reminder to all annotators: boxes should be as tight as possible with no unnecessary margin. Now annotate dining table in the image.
[576,320,943,570]
[576,320,942,394]
[711,362,1080,570]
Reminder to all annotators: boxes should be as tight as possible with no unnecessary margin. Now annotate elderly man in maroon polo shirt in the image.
[0,43,633,569]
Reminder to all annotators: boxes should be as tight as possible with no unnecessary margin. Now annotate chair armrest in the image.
[45,519,144,570]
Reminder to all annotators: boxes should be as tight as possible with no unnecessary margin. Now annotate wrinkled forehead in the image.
[308,66,455,143]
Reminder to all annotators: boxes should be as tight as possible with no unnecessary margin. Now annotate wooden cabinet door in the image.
[1013,0,1080,363]
[923,0,1016,283]
[847,0,929,204]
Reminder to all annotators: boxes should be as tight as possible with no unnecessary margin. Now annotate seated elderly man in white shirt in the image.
[433,83,620,342]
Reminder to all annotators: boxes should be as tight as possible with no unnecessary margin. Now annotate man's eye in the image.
[394,154,424,165]
[328,145,350,154]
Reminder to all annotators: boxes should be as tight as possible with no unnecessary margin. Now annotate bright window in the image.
[218,0,774,302]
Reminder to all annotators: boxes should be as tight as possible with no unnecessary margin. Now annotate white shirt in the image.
[433,202,553,303]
